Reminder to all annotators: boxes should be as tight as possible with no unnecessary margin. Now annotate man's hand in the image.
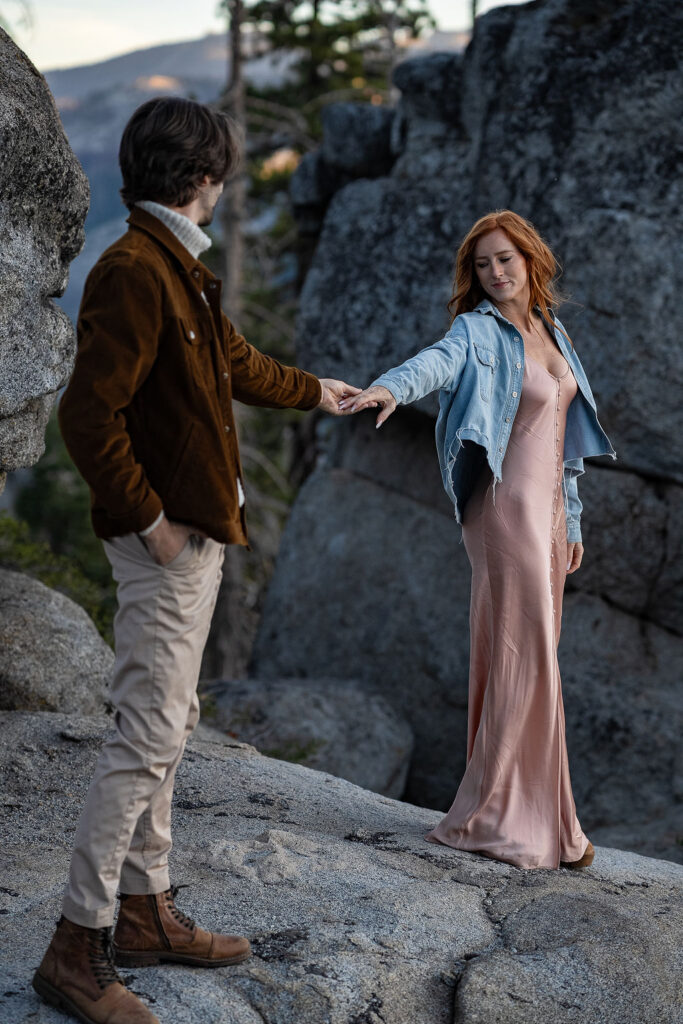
[339,385,397,428]
[566,541,583,574]
[317,378,362,415]
[142,517,202,567]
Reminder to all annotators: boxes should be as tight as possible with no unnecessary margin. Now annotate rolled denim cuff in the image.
[566,519,582,544]
[369,374,403,405]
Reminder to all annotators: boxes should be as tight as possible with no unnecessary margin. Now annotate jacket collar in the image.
[126,206,214,279]
[474,297,559,332]
[475,298,505,321]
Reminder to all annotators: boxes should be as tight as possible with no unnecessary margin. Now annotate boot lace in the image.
[88,927,123,990]
[164,885,196,932]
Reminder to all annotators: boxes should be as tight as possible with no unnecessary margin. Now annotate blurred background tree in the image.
[200,0,434,679]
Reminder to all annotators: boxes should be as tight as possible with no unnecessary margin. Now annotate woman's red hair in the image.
[448,210,572,348]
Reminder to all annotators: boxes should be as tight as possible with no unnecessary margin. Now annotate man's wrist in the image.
[138,509,165,537]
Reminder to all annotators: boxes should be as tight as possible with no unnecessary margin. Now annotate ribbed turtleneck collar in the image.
[135,200,212,261]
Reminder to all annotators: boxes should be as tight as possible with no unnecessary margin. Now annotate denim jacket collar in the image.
[474,297,558,329]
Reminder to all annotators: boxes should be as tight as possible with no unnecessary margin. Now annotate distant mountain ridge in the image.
[45,32,299,106]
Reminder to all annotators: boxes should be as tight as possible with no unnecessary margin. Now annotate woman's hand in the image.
[338,385,397,428]
[566,541,583,574]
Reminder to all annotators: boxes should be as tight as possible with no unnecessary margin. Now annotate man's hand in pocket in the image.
[142,517,196,566]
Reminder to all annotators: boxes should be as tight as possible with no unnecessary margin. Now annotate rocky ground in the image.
[1,711,681,1024]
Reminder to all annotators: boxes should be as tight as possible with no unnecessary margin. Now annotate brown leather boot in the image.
[32,915,160,1023]
[113,886,251,968]
[561,840,595,869]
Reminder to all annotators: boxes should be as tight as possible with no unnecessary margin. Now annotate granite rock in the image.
[0,30,89,479]
[320,102,395,178]
[568,466,682,636]
[0,711,681,1024]
[295,0,682,479]
[0,570,112,714]
[252,467,475,809]
[200,677,414,798]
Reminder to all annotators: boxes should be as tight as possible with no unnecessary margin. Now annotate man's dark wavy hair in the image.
[119,97,241,210]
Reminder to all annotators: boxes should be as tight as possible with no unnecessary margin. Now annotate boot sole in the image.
[114,946,252,968]
[32,971,98,1024]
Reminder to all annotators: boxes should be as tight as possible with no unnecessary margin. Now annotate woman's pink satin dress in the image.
[425,353,589,869]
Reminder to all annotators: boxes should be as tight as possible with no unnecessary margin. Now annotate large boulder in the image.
[0,711,680,1024]
[556,592,682,863]
[296,0,683,479]
[0,570,112,714]
[566,467,682,635]
[201,677,414,798]
[320,102,395,177]
[252,466,474,809]
[0,29,88,485]
[255,0,683,834]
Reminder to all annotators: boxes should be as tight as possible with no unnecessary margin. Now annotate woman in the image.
[340,210,617,870]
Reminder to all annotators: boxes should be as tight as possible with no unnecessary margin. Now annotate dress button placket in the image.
[551,376,562,606]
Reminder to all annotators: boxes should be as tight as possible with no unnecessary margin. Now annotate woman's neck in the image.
[493,293,535,333]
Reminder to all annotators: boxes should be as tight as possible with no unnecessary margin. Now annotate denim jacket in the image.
[371,298,617,543]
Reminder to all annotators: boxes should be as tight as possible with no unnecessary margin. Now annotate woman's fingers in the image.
[338,384,397,429]
[342,394,378,412]
[566,541,584,574]
[339,385,396,414]
[376,402,396,428]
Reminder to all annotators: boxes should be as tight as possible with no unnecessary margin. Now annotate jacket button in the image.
[516,362,521,369]
[512,391,518,397]
[223,371,229,379]
[224,424,231,433]
[506,416,510,422]
[188,330,196,340]
[192,269,200,278]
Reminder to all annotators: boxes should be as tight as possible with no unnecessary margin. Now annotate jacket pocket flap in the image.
[180,319,204,345]
[473,342,498,367]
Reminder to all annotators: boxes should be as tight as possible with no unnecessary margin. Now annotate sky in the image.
[4,0,528,71]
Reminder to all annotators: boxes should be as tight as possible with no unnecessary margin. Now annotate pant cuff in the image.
[62,894,115,930]
[118,868,170,896]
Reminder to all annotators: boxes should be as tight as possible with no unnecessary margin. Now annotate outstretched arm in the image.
[339,320,469,426]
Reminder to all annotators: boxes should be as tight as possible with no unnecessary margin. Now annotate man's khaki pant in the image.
[62,532,225,928]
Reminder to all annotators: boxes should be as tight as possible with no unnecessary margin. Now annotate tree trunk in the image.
[221,0,245,328]
[203,0,250,684]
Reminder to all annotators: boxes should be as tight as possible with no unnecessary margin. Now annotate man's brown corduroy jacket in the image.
[58,207,322,546]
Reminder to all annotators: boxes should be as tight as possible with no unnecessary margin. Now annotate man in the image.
[32,96,359,1024]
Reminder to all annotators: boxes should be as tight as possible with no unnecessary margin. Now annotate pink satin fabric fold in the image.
[426,355,588,869]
